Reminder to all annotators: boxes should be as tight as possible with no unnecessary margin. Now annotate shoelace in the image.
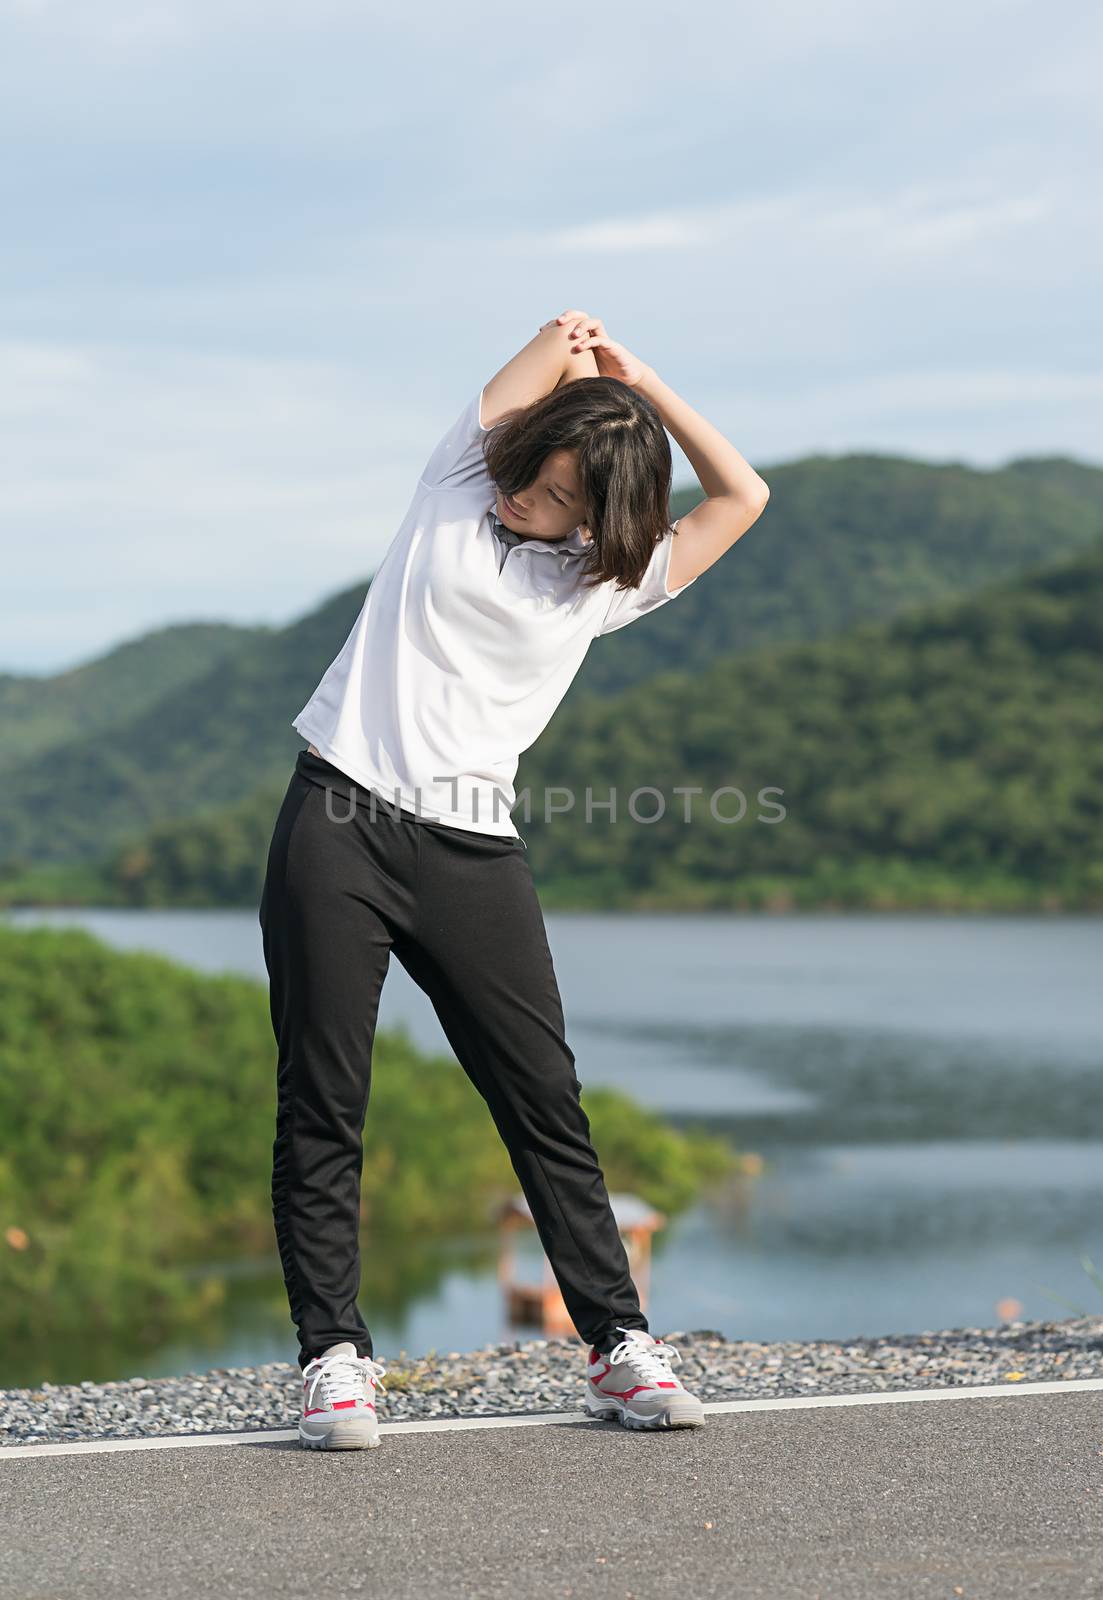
[302,1350,389,1412]
[605,1327,684,1384]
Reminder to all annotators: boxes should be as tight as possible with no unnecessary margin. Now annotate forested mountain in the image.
[1003,454,1103,516]
[581,449,1103,700]
[0,622,260,774]
[6,537,1100,912]
[0,589,366,870]
[1,452,1099,876]
[517,537,1103,908]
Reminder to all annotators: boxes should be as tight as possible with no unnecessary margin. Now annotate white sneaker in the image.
[584,1328,706,1430]
[298,1341,388,1450]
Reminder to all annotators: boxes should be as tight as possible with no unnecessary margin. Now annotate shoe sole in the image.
[298,1418,381,1450]
[584,1392,706,1430]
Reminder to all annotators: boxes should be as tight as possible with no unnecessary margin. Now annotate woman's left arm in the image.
[632,365,771,591]
[562,317,771,591]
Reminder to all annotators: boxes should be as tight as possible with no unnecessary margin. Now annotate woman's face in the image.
[495,447,588,542]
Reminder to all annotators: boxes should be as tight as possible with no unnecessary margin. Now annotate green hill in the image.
[1,452,1100,874]
[517,536,1103,909]
[0,621,261,775]
[6,536,1102,913]
[0,588,365,872]
[1003,454,1103,516]
[577,449,1103,697]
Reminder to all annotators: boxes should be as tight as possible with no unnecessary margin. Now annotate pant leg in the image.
[259,765,418,1369]
[396,820,648,1352]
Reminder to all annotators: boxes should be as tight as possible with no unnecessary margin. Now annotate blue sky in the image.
[2,0,1098,672]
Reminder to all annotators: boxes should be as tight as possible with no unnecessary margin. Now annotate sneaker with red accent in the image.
[298,1341,388,1450]
[584,1327,706,1430]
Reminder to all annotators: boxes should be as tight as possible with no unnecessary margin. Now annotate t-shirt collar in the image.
[490,508,591,557]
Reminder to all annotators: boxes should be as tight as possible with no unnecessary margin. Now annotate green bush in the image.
[0,923,737,1353]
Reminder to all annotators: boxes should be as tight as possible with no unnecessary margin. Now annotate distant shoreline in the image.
[3,886,1101,915]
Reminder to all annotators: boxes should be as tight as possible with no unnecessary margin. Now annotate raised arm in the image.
[561,318,771,593]
[480,310,601,430]
[626,365,770,591]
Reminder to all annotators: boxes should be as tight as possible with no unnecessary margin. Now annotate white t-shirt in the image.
[291,386,699,838]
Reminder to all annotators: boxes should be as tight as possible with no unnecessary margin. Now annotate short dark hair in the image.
[481,376,674,594]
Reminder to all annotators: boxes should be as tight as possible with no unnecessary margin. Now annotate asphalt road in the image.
[4,1394,1103,1599]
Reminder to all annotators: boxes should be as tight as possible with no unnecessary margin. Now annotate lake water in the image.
[7,908,1103,1381]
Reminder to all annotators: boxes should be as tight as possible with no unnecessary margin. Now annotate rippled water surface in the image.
[9,908,1102,1380]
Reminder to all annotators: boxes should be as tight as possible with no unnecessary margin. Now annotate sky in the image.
[2,0,1099,673]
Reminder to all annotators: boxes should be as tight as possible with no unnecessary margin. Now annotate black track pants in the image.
[258,749,647,1370]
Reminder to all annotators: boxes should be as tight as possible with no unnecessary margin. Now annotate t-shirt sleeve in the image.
[595,520,699,636]
[417,386,496,492]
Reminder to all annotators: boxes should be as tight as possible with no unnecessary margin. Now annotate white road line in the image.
[3,1377,1103,1461]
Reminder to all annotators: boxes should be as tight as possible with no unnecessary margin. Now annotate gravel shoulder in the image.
[4,1314,1103,1448]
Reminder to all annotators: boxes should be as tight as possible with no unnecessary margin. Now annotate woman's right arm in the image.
[417,312,602,491]
[480,309,599,429]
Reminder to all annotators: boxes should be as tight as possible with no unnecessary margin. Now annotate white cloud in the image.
[0,0,1098,671]
[524,183,1056,261]
[0,340,438,664]
[813,367,1103,411]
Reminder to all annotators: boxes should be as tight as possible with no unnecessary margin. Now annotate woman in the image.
[259,310,770,1450]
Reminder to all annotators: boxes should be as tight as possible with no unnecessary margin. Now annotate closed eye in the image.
[547,488,566,506]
